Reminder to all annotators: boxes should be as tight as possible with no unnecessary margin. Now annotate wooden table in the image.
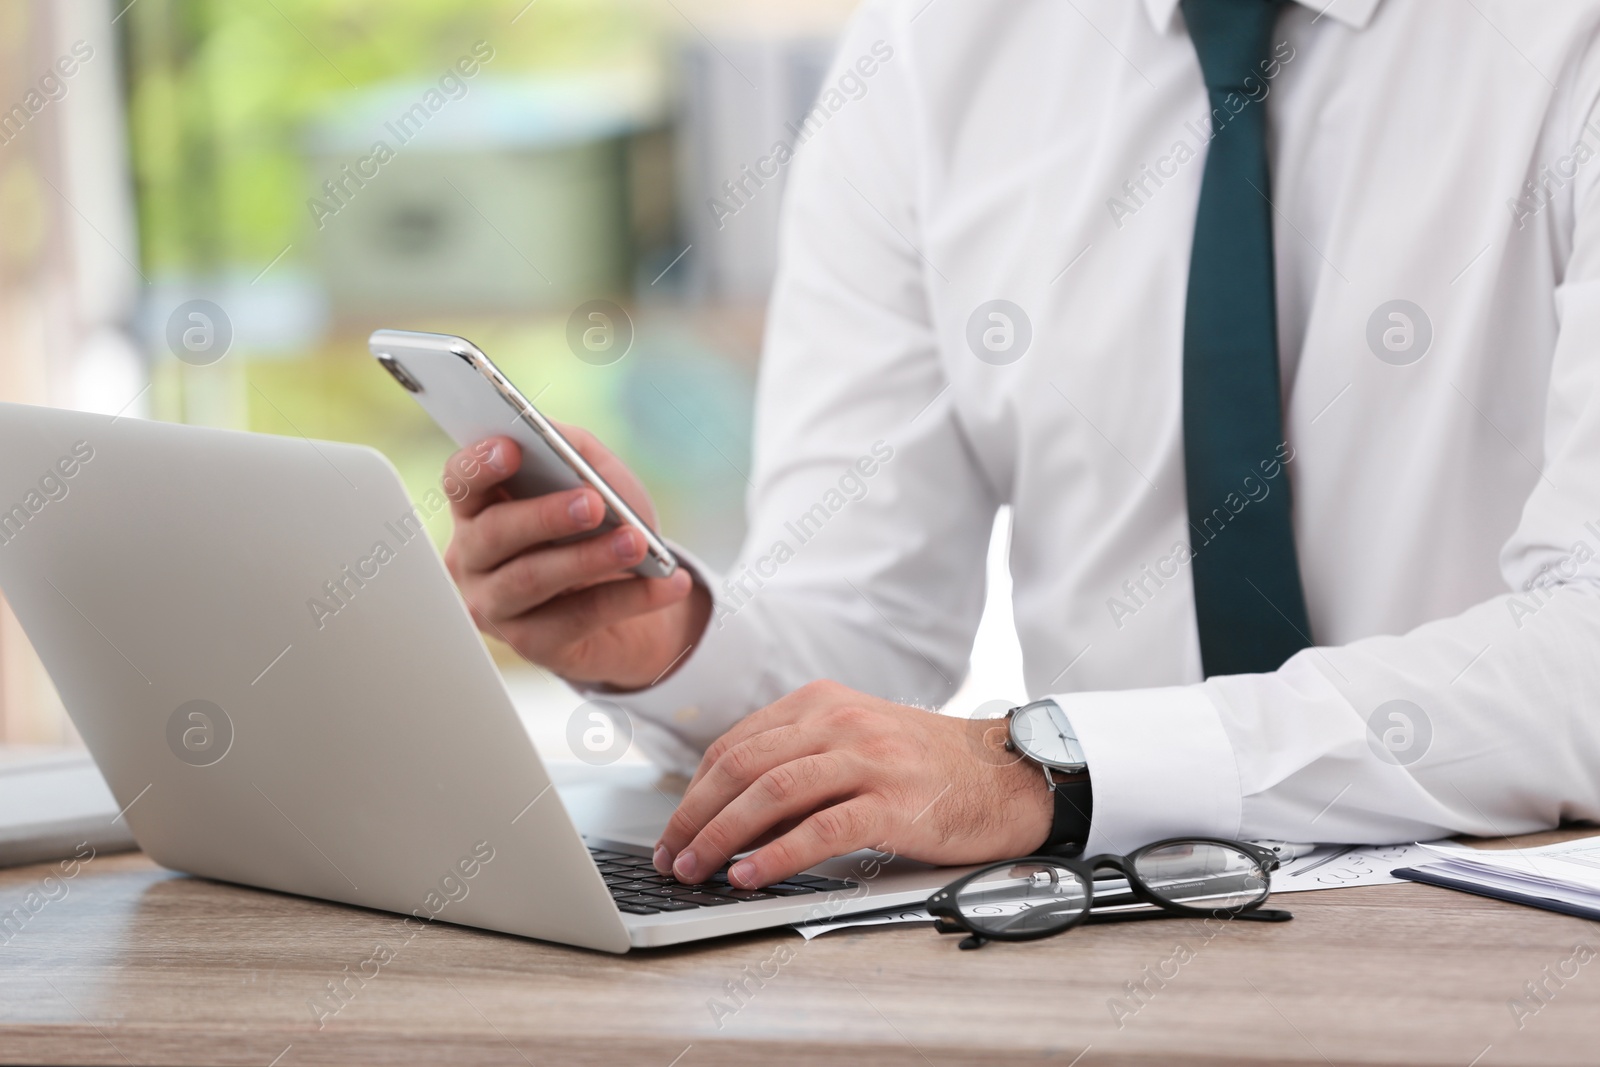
[2,829,1597,1066]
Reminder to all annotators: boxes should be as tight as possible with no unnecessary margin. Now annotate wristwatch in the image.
[1004,698,1093,854]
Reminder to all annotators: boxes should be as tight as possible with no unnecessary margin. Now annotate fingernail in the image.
[489,442,510,473]
[652,845,672,874]
[568,493,592,525]
[672,849,698,882]
[612,528,638,562]
[729,860,757,888]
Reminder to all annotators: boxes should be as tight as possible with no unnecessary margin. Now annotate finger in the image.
[445,437,520,520]
[452,486,605,573]
[551,421,660,530]
[728,796,883,889]
[493,569,694,663]
[658,722,825,875]
[473,525,652,621]
[682,679,849,794]
[683,709,800,798]
[553,421,628,486]
[741,815,805,852]
[669,753,854,884]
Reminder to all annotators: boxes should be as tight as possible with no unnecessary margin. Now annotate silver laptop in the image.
[0,402,957,951]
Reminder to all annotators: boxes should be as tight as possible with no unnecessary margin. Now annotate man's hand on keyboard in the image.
[652,681,1053,889]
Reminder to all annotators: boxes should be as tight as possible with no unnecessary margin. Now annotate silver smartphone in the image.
[367,329,677,579]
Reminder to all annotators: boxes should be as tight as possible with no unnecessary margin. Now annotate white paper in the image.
[1269,840,1447,891]
[1412,834,1600,904]
[794,907,939,940]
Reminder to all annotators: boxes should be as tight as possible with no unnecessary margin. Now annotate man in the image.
[445,0,1600,891]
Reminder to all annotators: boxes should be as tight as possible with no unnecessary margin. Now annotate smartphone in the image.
[367,329,677,579]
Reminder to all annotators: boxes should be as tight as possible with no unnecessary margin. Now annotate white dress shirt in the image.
[606,0,1600,854]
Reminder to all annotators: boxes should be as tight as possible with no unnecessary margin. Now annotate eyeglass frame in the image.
[927,837,1293,949]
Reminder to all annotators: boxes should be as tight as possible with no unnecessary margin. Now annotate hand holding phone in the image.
[370,330,710,689]
[442,430,710,689]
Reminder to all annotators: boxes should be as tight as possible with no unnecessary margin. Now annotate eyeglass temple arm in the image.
[1082,905,1294,926]
[944,905,1293,949]
[936,903,1295,932]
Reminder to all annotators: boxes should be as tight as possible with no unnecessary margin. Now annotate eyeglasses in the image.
[927,837,1292,949]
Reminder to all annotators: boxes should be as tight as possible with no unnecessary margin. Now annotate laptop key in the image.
[617,903,661,915]
[678,892,739,907]
[761,883,818,896]
[705,887,776,902]
[789,877,857,891]
[652,900,700,912]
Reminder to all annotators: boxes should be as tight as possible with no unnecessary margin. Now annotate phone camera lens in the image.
[379,355,423,393]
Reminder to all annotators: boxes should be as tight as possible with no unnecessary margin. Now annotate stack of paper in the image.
[1394,835,1600,920]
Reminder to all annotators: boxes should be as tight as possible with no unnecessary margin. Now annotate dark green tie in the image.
[1180,0,1311,677]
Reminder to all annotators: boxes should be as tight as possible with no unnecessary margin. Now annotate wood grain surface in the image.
[2,830,1598,1066]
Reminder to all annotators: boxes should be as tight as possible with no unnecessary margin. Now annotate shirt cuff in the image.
[1048,686,1243,856]
[574,542,766,774]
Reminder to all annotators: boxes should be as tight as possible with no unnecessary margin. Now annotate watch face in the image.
[1011,701,1086,770]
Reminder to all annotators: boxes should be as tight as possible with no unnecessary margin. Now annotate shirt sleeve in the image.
[1054,60,1600,853]
[590,1,998,774]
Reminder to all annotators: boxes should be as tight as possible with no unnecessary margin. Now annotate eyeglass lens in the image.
[952,861,1090,936]
[1130,841,1270,910]
[952,843,1270,937]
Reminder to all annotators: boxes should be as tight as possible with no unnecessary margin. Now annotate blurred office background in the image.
[0,0,1023,759]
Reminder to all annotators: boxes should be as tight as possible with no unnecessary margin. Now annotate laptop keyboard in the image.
[588,847,858,915]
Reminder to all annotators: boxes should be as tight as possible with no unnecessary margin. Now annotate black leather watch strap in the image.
[1043,772,1093,855]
